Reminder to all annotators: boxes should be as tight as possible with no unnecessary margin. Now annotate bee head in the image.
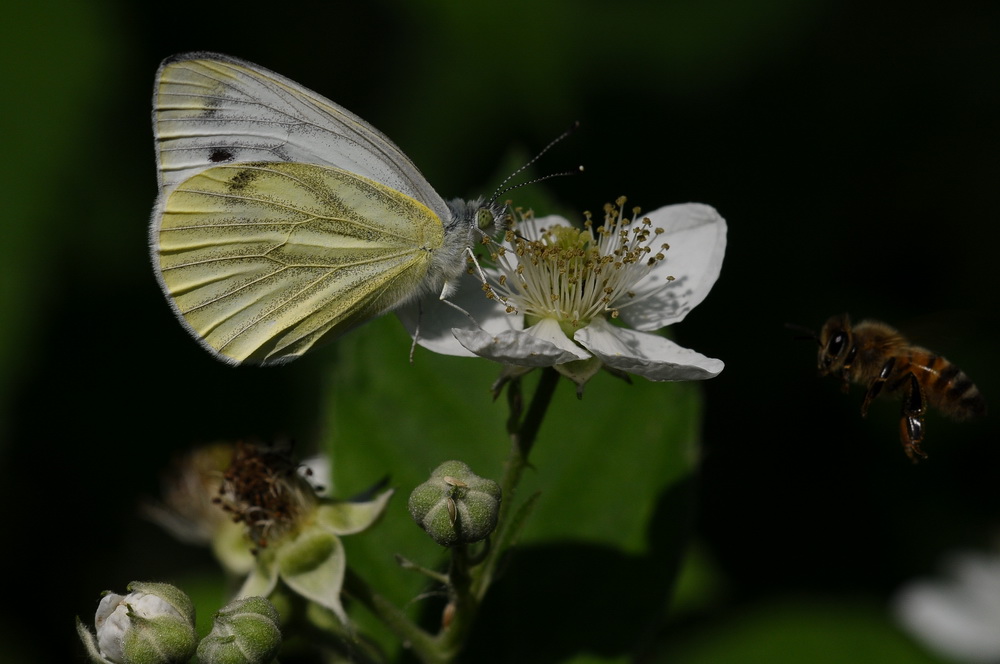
[817,313,853,375]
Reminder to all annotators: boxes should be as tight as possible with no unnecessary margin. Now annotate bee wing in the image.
[151,52,449,218]
[154,161,444,365]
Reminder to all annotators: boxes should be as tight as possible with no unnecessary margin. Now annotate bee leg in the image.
[899,373,928,462]
[838,345,858,393]
[861,356,896,417]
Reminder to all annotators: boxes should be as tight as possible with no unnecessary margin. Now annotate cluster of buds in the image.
[77,582,280,664]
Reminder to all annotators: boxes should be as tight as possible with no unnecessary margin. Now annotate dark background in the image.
[1,1,997,662]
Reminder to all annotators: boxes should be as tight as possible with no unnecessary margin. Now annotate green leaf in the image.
[651,598,948,664]
[322,317,703,658]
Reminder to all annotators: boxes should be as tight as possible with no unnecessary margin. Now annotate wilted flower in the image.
[143,442,254,576]
[893,550,1000,663]
[218,442,393,623]
[399,198,726,393]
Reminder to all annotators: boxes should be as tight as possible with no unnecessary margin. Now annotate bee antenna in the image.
[785,322,820,345]
[488,121,583,206]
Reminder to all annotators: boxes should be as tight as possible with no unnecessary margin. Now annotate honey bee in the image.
[815,314,986,462]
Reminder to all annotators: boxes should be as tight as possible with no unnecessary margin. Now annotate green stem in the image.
[346,369,560,664]
[495,367,559,530]
[434,369,560,659]
[341,568,439,663]
[517,367,560,458]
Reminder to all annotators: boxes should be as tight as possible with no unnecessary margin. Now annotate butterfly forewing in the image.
[156,161,445,364]
[152,53,448,217]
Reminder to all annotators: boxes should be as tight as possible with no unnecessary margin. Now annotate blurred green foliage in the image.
[654,598,947,664]
[3,0,998,662]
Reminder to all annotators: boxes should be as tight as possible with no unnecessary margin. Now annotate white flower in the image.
[398,198,726,392]
[893,550,1000,663]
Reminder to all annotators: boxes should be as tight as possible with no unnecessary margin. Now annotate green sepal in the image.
[197,596,282,664]
[76,616,106,664]
[276,528,347,622]
[315,488,394,535]
[408,461,501,547]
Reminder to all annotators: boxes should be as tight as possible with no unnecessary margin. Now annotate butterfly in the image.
[150,53,504,365]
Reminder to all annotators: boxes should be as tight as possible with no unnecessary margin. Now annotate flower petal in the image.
[396,271,522,357]
[299,454,332,496]
[315,489,394,536]
[617,203,727,331]
[211,519,255,576]
[894,552,1000,663]
[238,553,279,603]
[575,317,724,381]
[454,318,591,366]
[276,529,347,622]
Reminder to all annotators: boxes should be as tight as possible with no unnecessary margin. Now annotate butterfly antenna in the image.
[488,121,583,206]
[491,167,585,203]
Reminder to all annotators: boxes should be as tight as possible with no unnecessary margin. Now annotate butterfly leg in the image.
[462,245,491,286]
[409,300,425,363]
[899,372,928,462]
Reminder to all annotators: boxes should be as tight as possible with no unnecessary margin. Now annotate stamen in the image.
[215,442,316,550]
[482,198,674,325]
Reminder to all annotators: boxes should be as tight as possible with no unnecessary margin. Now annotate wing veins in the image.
[161,59,429,202]
[215,252,423,352]
[164,243,423,276]
[169,165,429,243]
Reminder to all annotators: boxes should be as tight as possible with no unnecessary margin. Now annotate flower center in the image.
[216,441,318,550]
[486,197,672,331]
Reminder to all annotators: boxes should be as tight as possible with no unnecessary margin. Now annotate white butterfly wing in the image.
[156,162,445,365]
[152,52,449,218]
[149,53,466,365]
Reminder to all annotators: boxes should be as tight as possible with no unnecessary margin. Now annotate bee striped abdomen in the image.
[911,351,986,419]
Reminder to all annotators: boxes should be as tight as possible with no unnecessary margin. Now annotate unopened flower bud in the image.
[408,461,501,547]
[197,596,282,664]
[79,581,196,664]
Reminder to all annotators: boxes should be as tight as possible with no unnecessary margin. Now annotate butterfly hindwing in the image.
[155,161,445,364]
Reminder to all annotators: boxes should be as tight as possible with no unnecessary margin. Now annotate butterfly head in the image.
[445,198,509,235]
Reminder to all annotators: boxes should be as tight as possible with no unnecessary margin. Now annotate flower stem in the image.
[516,367,560,459]
[498,367,559,527]
[439,368,559,661]
[346,369,561,664]
[342,568,439,662]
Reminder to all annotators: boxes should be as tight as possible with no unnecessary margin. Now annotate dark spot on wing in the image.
[209,148,235,163]
[228,167,262,192]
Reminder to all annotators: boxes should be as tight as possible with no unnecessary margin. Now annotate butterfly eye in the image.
[476,207,495,231]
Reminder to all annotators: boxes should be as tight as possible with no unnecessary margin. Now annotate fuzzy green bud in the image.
[408,460,501,547]
[80,581,196,664]
[197,596,282,664]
